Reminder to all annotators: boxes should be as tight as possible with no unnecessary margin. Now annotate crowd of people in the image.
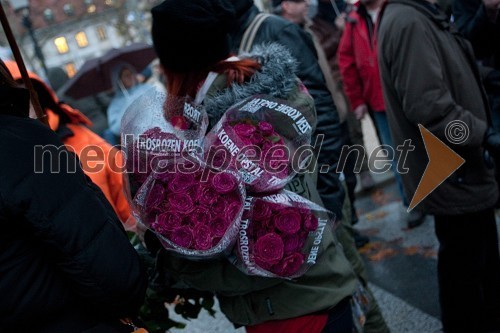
[1,0,499,332]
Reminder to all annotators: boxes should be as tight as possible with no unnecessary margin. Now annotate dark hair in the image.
[151,0,236,72]
[0,58,31,118]
[0,58,20,88]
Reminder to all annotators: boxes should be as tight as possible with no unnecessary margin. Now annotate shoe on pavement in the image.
[360,171,376,191]
[406,210,426,229]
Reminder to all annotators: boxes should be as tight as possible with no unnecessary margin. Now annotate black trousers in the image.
[434,208,500,333]
[322,297,353,333]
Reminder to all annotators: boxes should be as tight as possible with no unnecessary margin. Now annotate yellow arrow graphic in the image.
[408,125,466,212]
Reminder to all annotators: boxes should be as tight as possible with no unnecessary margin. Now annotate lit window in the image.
[87,4,96,13]
[54,37,69,54]
[65,63,76,78]
[75,32,89,48]
[96,26,107,41]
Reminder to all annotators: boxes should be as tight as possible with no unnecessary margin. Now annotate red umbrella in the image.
[59,42,157,100]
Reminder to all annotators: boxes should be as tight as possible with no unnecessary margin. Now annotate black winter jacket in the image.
[229,3,348,218]
[0,99,147,332]
[453,0,500,69]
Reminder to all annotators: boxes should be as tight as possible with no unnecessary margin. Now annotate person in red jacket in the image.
[337,0,426,228]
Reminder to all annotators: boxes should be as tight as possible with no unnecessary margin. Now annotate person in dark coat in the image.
[0,59,147,332]
[453,0,500,69]
[147,1,359,332]
[378,1,500,331]
[309,0,377,193]
[454,0,500,138]
[270,2,389,332]
[230,0,349,222]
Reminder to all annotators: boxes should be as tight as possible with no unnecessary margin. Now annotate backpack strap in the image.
[239,13,272,54]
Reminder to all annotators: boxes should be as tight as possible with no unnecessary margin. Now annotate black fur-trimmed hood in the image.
[204,43,300,126]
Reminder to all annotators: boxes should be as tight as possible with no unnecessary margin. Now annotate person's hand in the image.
[484,126,500,155]
[353,103,368,120]
[335,14,346,31]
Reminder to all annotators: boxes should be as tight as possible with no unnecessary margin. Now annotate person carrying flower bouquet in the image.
[139,1,360,332]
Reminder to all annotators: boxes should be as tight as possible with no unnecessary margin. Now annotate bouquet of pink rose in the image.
[133,157,246,258]
[204,95,314,194]
[232,190,335,279]
[121,88,208,203]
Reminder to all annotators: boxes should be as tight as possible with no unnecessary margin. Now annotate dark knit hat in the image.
[232,0,254,16]
[151,0,236,72]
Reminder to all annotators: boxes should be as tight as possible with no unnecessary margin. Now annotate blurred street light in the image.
[9,0,49,77]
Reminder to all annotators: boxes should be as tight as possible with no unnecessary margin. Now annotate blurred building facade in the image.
[3,0,161,80]
[2,0,272,81]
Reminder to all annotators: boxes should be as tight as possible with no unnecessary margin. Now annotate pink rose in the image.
[167,173,196,193]
[253,200,273,221]
[258,121,274,136]
[210,216,229,237]
[171,226,193,248]
[273,208,301,234]
[211,172,237,194]
[145,184,166,211]
[255,257,274,271]
[212,197,227,214]
[187,185,200,200]
[249,133,264,145]
[207,147,229,169]
[254,227,269,240]
[261,140,274,152]
[155,212,182,233]
[193,224,212,250]
[198,186,220,206]
[277,253,305,277]
[254,233,284,265]
[240,137,254,146]
[192,207,210,226]
[226,201,242,222]
[212,236,222,247]
[142,127,162,137]
[303,212,319,232]
[151,221,169,235]
[264,144,289,161]
[233,123,256,138]
[283,234,301,254]
[168,193,194,213]
[182,215,196,227]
